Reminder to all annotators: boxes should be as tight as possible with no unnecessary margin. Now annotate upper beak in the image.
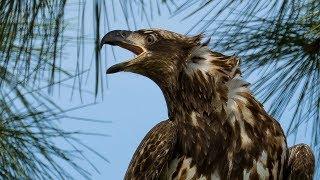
[100,30,144,74]
[100,30,133,50]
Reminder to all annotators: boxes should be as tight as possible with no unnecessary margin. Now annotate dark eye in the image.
[146,34,156,44]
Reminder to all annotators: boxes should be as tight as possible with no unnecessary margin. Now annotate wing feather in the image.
[286,144,315,180]
[125,120,177,180]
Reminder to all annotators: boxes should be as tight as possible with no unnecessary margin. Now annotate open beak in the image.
[100,30,145,74]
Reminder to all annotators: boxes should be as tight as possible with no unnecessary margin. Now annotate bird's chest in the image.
[162,154,282,180]
[176,113,234,168]
[164,114,286,180]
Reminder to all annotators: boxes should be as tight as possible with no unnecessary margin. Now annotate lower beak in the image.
[106,61,130,74]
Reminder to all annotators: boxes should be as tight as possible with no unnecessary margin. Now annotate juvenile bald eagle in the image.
[101,29,315,180]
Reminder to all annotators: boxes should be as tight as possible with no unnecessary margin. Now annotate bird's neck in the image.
[160,70,236,175]
[159,70,268,176]
[161,70,228,121]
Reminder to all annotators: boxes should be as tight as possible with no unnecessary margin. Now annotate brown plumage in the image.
[286,144,315,180]
[101,29,315,180]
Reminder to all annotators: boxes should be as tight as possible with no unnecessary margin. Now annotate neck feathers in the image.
[162,45,286,178]
[165,45,251,118]
[185,45,241,82]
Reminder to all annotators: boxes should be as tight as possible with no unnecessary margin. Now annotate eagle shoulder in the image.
[286,143,315,180]
[125,120,178,180]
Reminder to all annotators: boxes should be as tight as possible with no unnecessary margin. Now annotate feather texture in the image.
[125,120,177,180]
[286,144,315,180]
[103,29,315,180]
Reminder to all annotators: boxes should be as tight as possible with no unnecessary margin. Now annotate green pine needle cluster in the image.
[0,1,107,179]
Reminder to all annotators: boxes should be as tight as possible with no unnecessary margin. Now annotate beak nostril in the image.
[119,31,126,38]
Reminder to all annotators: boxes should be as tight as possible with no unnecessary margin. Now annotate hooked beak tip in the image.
[100,30,133,50]
[99,42,104,50]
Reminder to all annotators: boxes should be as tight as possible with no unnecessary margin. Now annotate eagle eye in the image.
[146,34,156,44]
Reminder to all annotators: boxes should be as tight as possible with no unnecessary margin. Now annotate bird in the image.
[100,29,315,180]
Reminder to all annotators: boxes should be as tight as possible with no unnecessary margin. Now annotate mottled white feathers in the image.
[185,45,240,81]
[185,46,213,73]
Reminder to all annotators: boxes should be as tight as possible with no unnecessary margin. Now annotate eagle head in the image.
[101,29,202,85]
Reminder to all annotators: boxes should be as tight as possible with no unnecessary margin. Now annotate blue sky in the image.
[53,1,313,179]
[58,2,191,179]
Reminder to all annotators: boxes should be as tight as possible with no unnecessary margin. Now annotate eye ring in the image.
[146,34,156,44]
